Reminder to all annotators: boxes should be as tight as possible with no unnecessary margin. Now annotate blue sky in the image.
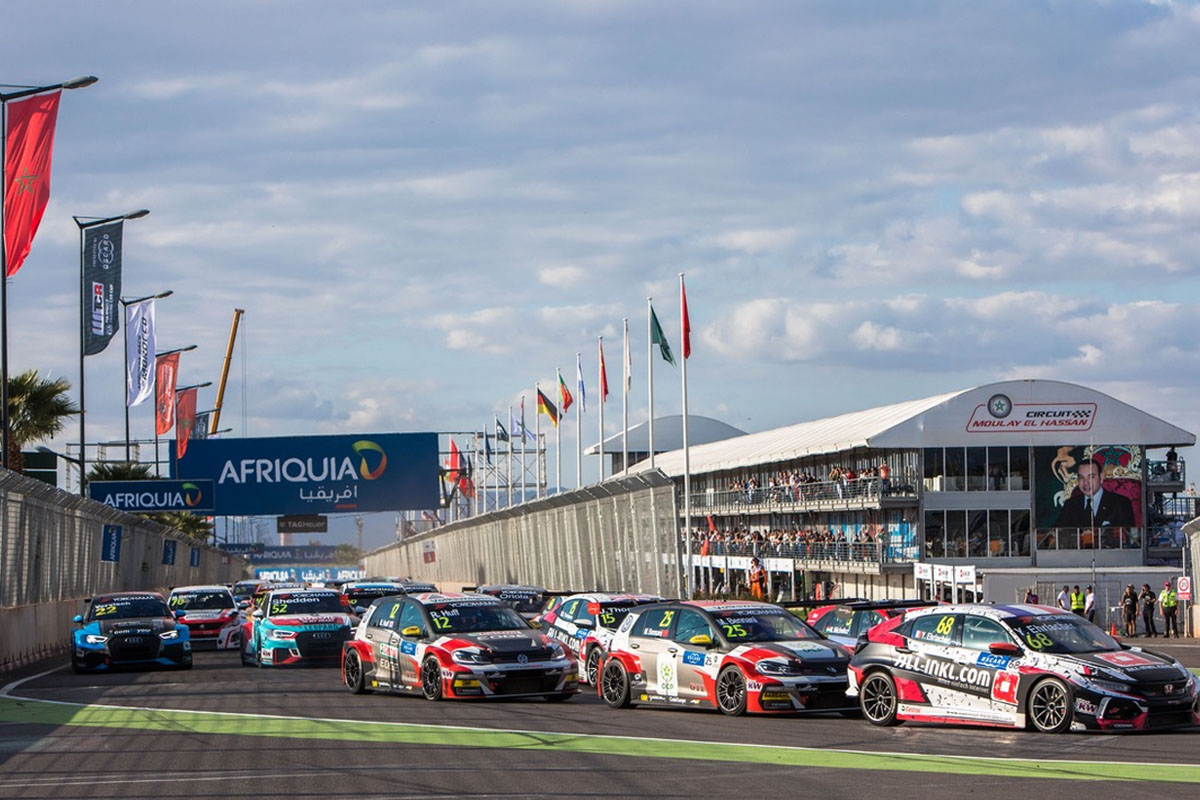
[7,1,1200,547]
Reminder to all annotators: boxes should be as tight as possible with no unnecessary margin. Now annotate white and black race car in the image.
[850,603,1199,732]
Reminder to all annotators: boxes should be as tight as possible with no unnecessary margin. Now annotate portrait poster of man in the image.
[1033,445,1142,530]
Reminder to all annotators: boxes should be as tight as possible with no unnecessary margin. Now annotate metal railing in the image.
[688,538,915,565]
[1148,458,1186,485]
[689,476,916,512]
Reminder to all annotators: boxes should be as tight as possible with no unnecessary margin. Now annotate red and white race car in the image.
[341,592,578,702]
[539,592,663,685]
[168,585,241,649]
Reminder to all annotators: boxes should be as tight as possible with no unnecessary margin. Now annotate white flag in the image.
[576,352,587,413]
[126,299,156,407]
[623,323,632,394]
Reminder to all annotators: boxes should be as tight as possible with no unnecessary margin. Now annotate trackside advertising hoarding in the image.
[89,479,215,512]
[171,433,439,516]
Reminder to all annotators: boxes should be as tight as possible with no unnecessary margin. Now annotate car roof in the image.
[826,599,937,613]
[93,591,165,602]
[565,592,663,603]
[682,600,787,612]
[342,581,403,589]
[170,585,232,594]
[902,603,1072,621]
[268,587,340,597]
[409,592,504,607]
[477,584,545,593]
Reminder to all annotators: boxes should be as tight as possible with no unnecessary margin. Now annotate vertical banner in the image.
[126,299,156,406]
[81,220,123,355]
[162,539,177,566]
[175,387,198,459]
[3,91,61,276]
[155,352,179,435]
[100,524,122,563]
[192,411,210,440]
[189,547,201,568]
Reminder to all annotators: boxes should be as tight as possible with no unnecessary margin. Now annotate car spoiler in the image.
[841,599,937,611]
[777,598,868,610]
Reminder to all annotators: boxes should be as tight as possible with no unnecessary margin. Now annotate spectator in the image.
[748,557,766,600]
[1056,585,1069,611]
[1139,584,1158,637]
[1084,586,1095,623]
[1121,585,1139,637]
[1023,586,1039,604]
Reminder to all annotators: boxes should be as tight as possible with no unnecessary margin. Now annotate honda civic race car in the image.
[540,592,663,685]
[850,603,1200,732]
[340,592,578,702]
[599,600,854,716]
[168,585,241,649]
[71,591,192,672]
[240,588,354,667]
[806,599,936,647]
[468,584,548,621]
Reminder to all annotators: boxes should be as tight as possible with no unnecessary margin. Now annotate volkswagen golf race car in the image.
[599,600,854,716]
[849,603,1200,732]
[169,585,241,649]
[340,592,578,701]
[240,588,354,667]
[71,591,192,672]
[806,599,936,647]
[540,592,663,685]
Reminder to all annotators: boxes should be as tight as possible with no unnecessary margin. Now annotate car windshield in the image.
[268,592,345,616]
[232,582,261,597]
[428,602,529,633]
[490,591,544,613]
[345,587,403,605]
[710,608,822,643]
[89,596,171,620]
[169,591,233,611]
[1005,614,1120,654]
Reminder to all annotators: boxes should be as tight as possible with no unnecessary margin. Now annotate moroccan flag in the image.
[4,91,61,277]
[681,277,691,360]
[558,372,573,414]
[537,388,558,428]
[155,352,180,435]
[447,438,461,485]
[599,341,609,401]
[650,305,675,366]
[459,454,475,499]
[175,387,198,459]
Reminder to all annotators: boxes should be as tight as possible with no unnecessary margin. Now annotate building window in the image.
[923,448,944,492]
[945,448,965,491]
[924,510,944,558]
[987,447,1008,491]
[967,510,988,556]
[946,510,966,556]
[1009,447,1029,491]
[1012,510,1030,556]
[967,447,987,491]
[988,509,1009,556]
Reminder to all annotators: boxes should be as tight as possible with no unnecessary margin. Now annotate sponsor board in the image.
[89,479,215,512]
[967,395,1096,433]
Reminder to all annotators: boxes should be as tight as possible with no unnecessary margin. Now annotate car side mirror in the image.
[237,601,249,610]
[689,634,714,647]
[528,619,542,629]
[73,614,84,624]
[252,609,264,619]
[173,610,186,619]
[988,641,1022,657]
[354,606,368,615]
[401,625,423,638]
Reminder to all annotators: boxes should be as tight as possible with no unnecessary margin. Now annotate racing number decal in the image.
[722,623,747,638]
[389,604,400,619]
[431,614,452,631]
[93,604,118,616]
[599,612,616,626]
[169,596,187,608]
[1024,632,1053,650]
[935,616,955,637]
[659,610,674,628]
[271,602,288,615]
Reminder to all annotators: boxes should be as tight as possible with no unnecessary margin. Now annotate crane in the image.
[209,308,244,435]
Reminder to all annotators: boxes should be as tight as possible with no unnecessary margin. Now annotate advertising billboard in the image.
[89,479,215,512]
[172,432,438,516]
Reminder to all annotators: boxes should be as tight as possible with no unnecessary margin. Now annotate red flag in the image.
[175,387,198,459]
[447,438,461,485]
[681,276,691,360]
[599,341,609,401]
[4,91,62,277]
[155,353,179,435]
[558,372,573,414]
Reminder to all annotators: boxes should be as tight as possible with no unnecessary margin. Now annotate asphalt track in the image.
[1,642,1198,799]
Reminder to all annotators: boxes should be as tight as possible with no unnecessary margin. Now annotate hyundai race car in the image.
[806,599,936,647]
[71,592,192,672]
[169,585,241,649]
[850,603,1200,732]
[340,592,578,701]
[540,592,663,685]
[469,584,548,621]
[240,588,354,667]
[600,600,854,716]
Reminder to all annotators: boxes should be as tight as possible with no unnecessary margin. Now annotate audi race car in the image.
[341,581,407,616]
[599,600,854,716]
[806,599,936,647]
[850,604,1200,732]
[240,588,354,667]
[168,585,241,649]
[71,592,192,672]
[540,593,663,684]
[468,585,548,621]
[340,592,578,702]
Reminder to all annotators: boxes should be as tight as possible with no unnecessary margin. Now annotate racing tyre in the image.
[343,650,367,694]
[859,672,900,726]
[585,648,603,686]
[600,660,632,708]
[70,658,86,674]
[254,640,264,669]
[178,660,193,671]
[240,642,254,667]
[716,666,748,716]
[1027,677,1073,733]
[420,657,443,701]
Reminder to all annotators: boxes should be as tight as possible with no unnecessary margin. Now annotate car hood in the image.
[177,609,234,620]
[267,614,353,628]
[756,639,848,662]
[1063,648,1191,683]
[95,617,176,635]
[451,630,553,655]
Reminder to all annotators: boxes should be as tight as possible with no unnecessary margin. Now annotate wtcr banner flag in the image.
[82,221,123,355]
[125,299,156,406]
[175,387,198,459]
[3,91,61,277]
[155,352,179,436]
[192,411,211,440]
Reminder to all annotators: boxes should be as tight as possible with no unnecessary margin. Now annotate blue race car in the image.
[71,591,192,672]
[240,588,354,667]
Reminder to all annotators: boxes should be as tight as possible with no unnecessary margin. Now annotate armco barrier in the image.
[0,469,244,670]
[363,472,681,596]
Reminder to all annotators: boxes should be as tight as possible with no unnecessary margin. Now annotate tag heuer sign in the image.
[277,515,328,534]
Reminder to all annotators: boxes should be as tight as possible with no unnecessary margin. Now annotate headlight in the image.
[159,629,180,641]
[1088,678,1134,694]
[268,629,297,641]
[84,634,108,645]
[756,659,801,676]
[452,649,490,665]
[546,640,565,658]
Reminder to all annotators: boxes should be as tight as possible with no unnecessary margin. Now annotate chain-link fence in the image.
[364,472,681,596]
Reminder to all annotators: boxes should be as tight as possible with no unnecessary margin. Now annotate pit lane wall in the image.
[364,472,682,596]
[0,469,243,671]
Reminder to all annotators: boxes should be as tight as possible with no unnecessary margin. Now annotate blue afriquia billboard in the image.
[171,433,438,516]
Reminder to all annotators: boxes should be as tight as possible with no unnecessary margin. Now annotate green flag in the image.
[650,305,676,366]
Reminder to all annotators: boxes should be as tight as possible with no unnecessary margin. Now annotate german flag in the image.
[537,388,558,428]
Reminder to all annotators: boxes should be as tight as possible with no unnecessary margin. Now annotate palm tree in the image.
[7,370,78,473]
[88,462,154,481]
[87,461,214,542]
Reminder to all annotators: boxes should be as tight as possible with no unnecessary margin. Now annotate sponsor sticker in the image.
[1094,652,1157,669]
[991,670,1019,704]
[976,653,1011,670]
[400,640,417,655]
[682,651,706,666]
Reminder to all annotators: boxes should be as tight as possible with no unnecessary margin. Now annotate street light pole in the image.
[73,209,149,495]
[152,345,197,476]
[0,75,97,470]
[119,290,172,463]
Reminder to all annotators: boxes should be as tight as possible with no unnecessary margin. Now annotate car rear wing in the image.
[777,598,868,610]
[841,599,937,611]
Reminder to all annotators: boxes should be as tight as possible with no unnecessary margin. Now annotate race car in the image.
[342,581,408,617]
[599,600,854,716]
[394,579,437,594]
[168,585,241,649]
[340,592,578,701]
[849,603,1200,732]
[230,579,266,605]
[240,588,354,667]
[71,591,192,672]
[539,592,663,685]
[468,584,548,621]
[805,599,936,647]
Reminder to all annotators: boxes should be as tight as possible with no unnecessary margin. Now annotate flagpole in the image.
[507,407,514,508]
[554,368,562,495]
[576,352,583,489]
[680,272,693,599]
[522,396,529,502]
[533,388,541,499]
[647,298,655,470]
[622,317,629,475]
[598,336,605,482]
